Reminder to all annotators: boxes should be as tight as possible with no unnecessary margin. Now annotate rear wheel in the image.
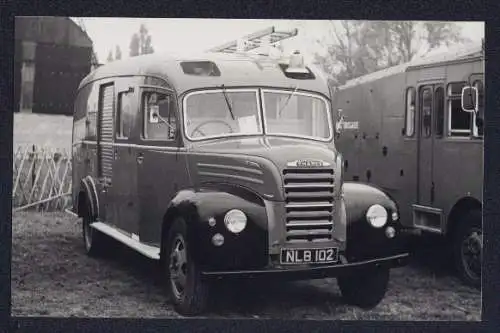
[82,200,107,257]
[453,209,482,288]
[162,217,209,316]
[337,267,390,309]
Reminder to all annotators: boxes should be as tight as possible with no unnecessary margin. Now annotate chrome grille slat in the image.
[283,166,335,243]
[286,220,333,227]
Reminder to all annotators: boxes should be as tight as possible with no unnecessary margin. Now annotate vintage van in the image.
[71,50,409,315]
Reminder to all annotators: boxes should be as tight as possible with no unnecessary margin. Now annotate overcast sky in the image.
[72,18,485,64]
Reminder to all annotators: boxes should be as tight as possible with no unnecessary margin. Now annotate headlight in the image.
[224,209,247,234]
[366,204,388,228]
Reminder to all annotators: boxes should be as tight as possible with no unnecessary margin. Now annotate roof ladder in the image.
[207,26,299,54]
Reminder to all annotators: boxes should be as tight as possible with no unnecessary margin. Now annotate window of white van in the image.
[420,87,432,138]
[434,86,445,138]
[447,82,471,137]
[405,87,416,137]
[142,91,177,141]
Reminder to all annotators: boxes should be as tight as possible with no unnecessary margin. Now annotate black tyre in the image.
[337,267,390,309]
[82,200,107,257]
[163,217,209,316]
[453,209,482,289]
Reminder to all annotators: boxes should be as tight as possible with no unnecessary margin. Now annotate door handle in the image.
[137,153,144,164]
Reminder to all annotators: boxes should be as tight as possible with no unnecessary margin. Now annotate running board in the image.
[90,222,160,260]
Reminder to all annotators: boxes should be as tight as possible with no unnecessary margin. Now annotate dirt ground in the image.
[11,211,481,320]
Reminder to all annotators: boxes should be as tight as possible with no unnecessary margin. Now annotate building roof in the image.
[15,16,93,48]
[78,51,331,97]
[339,41,483,90]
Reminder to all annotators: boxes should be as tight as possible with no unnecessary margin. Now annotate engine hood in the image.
[189,136,339,170]
[186,136,341,201]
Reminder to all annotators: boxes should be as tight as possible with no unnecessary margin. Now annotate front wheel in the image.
[453,210,482,289]
[163,217,209,316]
[337,267,390,309]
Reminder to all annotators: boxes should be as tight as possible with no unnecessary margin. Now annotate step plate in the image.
[90,222,160,260]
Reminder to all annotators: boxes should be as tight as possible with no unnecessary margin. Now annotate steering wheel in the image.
[190,119,234,138]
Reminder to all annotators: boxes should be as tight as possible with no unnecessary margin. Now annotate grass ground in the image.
[11,211,481,320]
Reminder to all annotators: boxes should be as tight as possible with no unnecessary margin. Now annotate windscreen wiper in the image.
[221,84,235,120]
[278,85,299,117]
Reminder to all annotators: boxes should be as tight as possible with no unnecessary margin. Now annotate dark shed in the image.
[14,16,94,115]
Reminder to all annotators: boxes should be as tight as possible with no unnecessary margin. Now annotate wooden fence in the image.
[12,145,72,212]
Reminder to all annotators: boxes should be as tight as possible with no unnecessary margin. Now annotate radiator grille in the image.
[283,167,335,243]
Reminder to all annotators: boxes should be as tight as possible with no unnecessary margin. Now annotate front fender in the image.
[342,181,398,222]
[162,184,269,270]
[342,182,405,261]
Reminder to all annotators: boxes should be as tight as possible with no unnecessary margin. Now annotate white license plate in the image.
[280,248,338,264]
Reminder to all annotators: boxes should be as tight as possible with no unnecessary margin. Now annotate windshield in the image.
[184,89,262,140]
[183,88,332,141]
[262,89,332,141]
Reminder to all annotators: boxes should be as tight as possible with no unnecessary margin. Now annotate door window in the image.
[142,91,177,141]
[420,87,432,138]
[434,86,445,138]
[405,87,416,137]
[447,82,471,137]
[116,90,136,139]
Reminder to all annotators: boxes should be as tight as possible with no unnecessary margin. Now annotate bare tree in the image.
[315,20,469,85]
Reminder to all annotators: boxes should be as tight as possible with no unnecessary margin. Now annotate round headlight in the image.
[224,209,247,234]
[366,204,388,228]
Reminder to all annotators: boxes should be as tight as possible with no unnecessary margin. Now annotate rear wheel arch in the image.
[77,190,87,218]
[446,196,482,239]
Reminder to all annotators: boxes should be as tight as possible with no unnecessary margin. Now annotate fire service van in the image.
[333,42,483,288]
[70,28,409,315]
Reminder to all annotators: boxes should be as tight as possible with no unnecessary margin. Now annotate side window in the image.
[447,82,471,137]
[472,80,484,138]
[142,91,177,141]
[405,87,416,137]
[116,90,135,139]
[434,86,445,138]
[72,89,87,145]
[420,87,432,138]
[85,83,99,141]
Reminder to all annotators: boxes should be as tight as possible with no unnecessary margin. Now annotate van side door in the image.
[137,86,181,246]
[111,79,141,235]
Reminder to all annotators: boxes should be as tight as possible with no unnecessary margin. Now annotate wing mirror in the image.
[461,86,478,113]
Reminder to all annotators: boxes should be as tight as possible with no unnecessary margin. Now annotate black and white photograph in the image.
[10,17,484,321]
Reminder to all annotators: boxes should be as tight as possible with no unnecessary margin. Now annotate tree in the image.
[314,20,469,85]
[115,45,122,60]
[130,33,140,57]
[130,24,154,57]
[107,50,114,63]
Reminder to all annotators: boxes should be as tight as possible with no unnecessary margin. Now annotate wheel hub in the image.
[169,235,188,299]
[461,228,482,281]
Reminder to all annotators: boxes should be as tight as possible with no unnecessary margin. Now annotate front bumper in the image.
[201,252,409,281]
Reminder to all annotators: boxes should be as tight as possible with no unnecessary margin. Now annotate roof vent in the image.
[180,61,221,76]
[279,51,315,80]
